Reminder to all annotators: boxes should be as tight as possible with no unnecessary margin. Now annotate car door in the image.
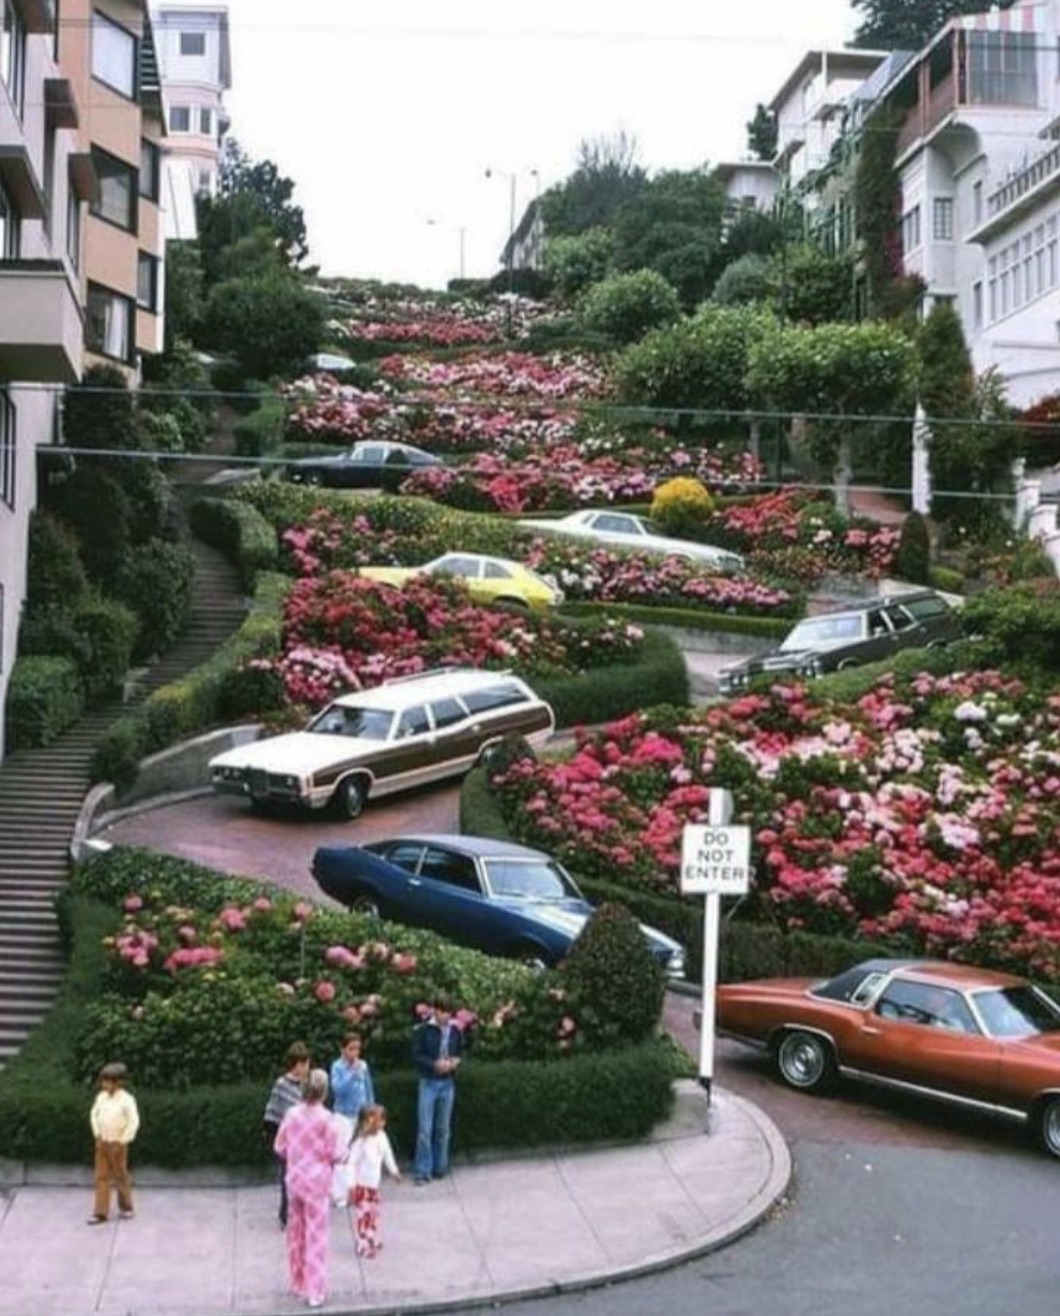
[342,444,385,488]
[429,554,485,601]
[846,977,1002,1101]
[858,605,903,664]
[412,844,495,949]
[363,840,428,924]
[588,512,642,547]
[883,602,923,654]
[424,697,480,778]
[374,703,435,792]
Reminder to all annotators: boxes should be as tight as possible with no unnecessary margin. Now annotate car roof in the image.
[331,667,531,709]
[851,957,1026,991]
[797,591,943,622]
[371,833,549,861]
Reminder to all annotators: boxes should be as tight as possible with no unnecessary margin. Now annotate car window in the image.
[410,450,433,466]
[867,608,892,638]
[973,986,1060,1038]
[463,682,528,714]
[875,979,977,1033]
[594,514,637,534]
[811,964,890,1004]
[483,561,513,580]
[483,858,578,900]
[396,705,431,738]
[430,555,479,578]
[900,594,949,621]
[306,705,394,739]
[374,841,425,872]
[420,847,481,892]
[781,614,863,650]
[429,697,467,729]
[384,448,410,465]
[353,446,383,464]
[884,604,917,632]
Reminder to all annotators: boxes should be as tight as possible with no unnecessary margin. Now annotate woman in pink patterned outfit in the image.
[274,1068,344,1309]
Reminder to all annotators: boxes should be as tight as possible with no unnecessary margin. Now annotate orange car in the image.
[717,958,1060,1158]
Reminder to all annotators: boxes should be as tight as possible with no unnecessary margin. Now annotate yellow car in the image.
[359,552,564,612]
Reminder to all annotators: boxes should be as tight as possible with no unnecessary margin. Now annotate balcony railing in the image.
[987,141,1060,219]
[895,71,958,158]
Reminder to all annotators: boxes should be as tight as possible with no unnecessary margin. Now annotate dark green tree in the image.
[851,0,1015,50]
[610,169,728,308]
[201,272,324,379]
[539,131,648,237]
[745,103,777,160]
[162,241,204,351]
[772,244,858,325]
[63,365,138,452]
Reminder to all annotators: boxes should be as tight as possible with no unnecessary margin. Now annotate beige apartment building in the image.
[0,0,167,758]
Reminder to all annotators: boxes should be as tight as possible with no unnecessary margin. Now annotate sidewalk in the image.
[0,1081,789,1316]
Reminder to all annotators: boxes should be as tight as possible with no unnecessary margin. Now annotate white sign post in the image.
[680,789,752,1108]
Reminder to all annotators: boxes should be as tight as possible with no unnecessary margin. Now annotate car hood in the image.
[357,567,417,586]
[721,649,813,680]
[210,732,384,776]
[718,978,818,1001]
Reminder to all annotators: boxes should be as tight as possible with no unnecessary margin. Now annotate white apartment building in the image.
[1,0,86,757]
[714,160,778,217]
[152,3,230,239]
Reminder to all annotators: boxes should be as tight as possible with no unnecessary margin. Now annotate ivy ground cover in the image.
[491,669,1060,980]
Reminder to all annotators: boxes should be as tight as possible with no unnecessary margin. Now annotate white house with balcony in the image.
[152,4,231,239]
[869,0,1060,406]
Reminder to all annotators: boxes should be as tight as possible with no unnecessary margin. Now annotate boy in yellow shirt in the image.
[87,1061,140,1225]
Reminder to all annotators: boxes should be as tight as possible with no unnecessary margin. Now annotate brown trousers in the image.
[93,1140,133,1218]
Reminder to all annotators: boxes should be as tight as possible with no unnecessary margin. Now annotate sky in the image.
[217,0,858,290]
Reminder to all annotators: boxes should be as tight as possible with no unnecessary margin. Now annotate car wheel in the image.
[836,658,860,671]
[1036,1096,1060,1158]
[774,1030,836,1093]
[333,776,368,820]
[349,893,381,919]
[509,941,550,972]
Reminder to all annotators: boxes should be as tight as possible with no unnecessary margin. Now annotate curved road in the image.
[98,780,1058,1316]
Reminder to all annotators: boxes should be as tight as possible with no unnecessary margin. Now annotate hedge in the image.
[558,599,791,639]
[188,495,279,591]
[231,393,286,458]
[4,655,85,751]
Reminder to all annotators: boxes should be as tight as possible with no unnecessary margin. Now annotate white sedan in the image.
[519,509,744,573]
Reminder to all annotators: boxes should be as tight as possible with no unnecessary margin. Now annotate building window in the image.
[90,147,137,231]
[967,30,1038,106]
[91,10,137,99]
[0,388,14,510]
[137,250,159,311]
[169,104,190,132]
[0,178,19,260]
[140,139,159,201]
[86,283,134,362]
[972,280,983,331]
[197,168,213,195]
[902,204,921,254]
[933,197,953,241]
[66,185,80,270]
[972,180,983,227]
[1,0,25,114]
[179,30,205,56]
[198,106,212,136]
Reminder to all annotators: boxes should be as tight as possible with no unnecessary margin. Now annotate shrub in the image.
[929,564,964,594]
[4,655,85,749]
[202,273,325,380]
[63,364,138,451]
[116,538,196,661]
[44,467,132,585]
[543,228,613,301]
[232,394,286,458]
[894,510,931,584]
[90,716,150,793]
[711,252,771,306]
[960,582,1060,674]
[73,595,138,700]
[559,903,665,1046]
[651,476,714,536]
[24,511,88,613]
[188,494,278,589]
[576,269,681,344]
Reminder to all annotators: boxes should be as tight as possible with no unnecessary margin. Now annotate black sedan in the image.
[312,833,686,977]
[285,439,443,491]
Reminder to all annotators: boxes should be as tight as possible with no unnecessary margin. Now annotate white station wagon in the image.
[208,667,554,819]
[519,509,745,573]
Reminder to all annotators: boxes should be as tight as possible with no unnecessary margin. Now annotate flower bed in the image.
[490,670,1060,980]
[378,350,609,399]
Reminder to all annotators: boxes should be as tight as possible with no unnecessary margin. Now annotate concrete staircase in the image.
[0,533,246,1069]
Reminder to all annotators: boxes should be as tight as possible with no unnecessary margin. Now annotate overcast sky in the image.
[218,1,857,289]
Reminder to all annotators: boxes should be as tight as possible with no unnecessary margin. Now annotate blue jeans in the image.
[413,1077,454,1179]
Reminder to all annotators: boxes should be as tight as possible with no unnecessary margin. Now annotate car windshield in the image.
[483,858,581,901]
[781,614,863,651]
[306,705,394,739]
[973,986,1060,1038]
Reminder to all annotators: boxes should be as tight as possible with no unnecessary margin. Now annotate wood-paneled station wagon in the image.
[208,668,554,820]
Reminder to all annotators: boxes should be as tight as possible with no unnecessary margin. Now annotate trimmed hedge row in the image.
[231,393,286,458]
[188,495,279,591]
[4,656,86,752]
[558,598,790,639]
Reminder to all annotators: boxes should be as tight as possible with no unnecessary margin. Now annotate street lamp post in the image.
[485,166,538,337]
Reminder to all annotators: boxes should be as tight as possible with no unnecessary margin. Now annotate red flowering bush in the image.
[492,672,1060,979]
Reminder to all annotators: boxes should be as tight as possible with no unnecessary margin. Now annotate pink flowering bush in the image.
[379,350,608,400]
[492,671,1060,979]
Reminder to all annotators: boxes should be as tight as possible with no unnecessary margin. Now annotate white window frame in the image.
[198,106,212,136]
[65,183,80,271]
[179,30,205,56]
[91,10,137,99]
[139,138,159,201]
[86,282,134,362]
[0,387,15,510]
[169,104,190,133]
[137,250,159,311]
[932,197,953,242]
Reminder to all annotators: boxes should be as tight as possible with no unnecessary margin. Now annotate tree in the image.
[543,228,613,301]
[538,131,648,237]
[196,138,309,287]
[576,269,681,344]
[711,253,772,307]
[610,169,728,308]
[201,272,324,379]
[851,0,1015,50]
[162,241,204,351]
[772,244,858,325]
[745,104,777,161]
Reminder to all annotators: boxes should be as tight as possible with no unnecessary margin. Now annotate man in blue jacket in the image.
[411,993,463,1185]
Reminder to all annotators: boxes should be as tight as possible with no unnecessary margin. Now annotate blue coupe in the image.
[311,833,686,978]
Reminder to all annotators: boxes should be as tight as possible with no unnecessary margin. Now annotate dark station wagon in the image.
[718,589,963,693]
[284,439,443,491]
[208,668,554,819]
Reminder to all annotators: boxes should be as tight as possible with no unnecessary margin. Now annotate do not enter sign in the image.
[680,823,751,896]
